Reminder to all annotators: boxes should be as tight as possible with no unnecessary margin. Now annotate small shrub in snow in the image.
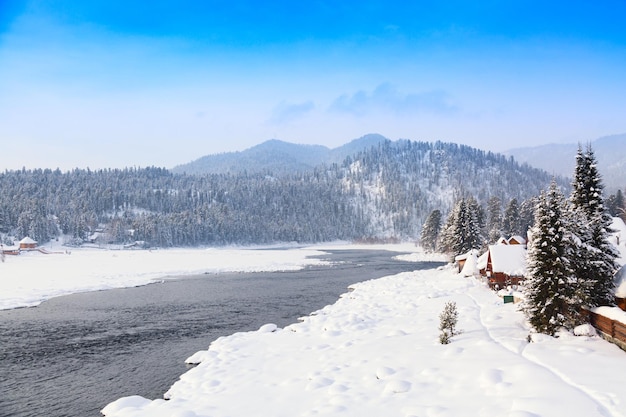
[439,301,459,344]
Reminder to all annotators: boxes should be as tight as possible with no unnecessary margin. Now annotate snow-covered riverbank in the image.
[0,242,423,310]
[102,261,626,417]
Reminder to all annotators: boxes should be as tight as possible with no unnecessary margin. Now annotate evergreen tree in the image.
[466,197,485,251]
[606,189,624,217]
[420,209,442,253]
[438,203,458,254]
[438,301,459,344]
[524,183,578,335]
[487,196,503,243]
[451,199,469,255]
[502,198,521,238]
[518,197,537,240]
[570,145,619,306]
[438,198,483,256]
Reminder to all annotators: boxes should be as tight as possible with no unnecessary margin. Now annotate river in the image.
[0,249,443,417]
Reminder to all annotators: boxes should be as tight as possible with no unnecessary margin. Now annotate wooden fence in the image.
[585,309,626,351]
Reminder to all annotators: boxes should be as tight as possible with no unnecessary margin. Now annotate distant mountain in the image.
[171,134,388,175]
[504,133,626,192]
[0,138,561,247]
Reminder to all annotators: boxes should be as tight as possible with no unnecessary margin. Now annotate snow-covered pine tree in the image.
[519,197,537,240]
[452,199,469,255]
[437,200,462,255]
[466,197,485,251]
[570,145,619,306]
[502,198,521,238]
[438,301,459,344]
[487,196,503,243]
[437,197,484,257]
[420,209,442,253]
[524,182,578,335]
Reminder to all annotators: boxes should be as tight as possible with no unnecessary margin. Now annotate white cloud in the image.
[268,100,315,125]
[329,83,458,116]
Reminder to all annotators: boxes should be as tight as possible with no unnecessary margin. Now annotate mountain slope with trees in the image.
[0,140,566,248]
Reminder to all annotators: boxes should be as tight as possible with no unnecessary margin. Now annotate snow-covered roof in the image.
[19,236,37,244]
[454,249,479,262]
[508,235,526,245]
[476,250,488,270]
[460,250,479,277]
[488,244,527,276]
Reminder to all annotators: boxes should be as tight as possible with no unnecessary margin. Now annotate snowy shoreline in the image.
[0,242,424,311]
[102,261,626,417]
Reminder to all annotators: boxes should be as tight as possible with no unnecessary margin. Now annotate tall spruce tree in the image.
[420,209,442,253]
[524,182,578,335]
[487,196,503,243]
[519,197,537,240]
[466,197,485,251]
[570,145,619,306]
[502,198,521,238]
[438,198,484,256]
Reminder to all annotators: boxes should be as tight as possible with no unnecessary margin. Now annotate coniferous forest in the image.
[0,140,573,248]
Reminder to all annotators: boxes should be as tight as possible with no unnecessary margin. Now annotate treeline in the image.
[0,140,572,247]
[0,167,366,246]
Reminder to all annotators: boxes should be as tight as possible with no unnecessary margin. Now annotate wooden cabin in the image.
[455,252,469,273]
[477,244,527,289]
[19,236,38,250]
[0,244,20,255]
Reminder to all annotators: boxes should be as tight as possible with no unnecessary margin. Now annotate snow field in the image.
[102,265,626,417]
[0,246,331,310]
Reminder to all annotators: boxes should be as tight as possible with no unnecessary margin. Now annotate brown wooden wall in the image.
[586,310,626,348]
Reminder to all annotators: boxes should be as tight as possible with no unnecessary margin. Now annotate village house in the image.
[477,243,527,289]
[0,243,20,255]
[455,249,480,274]
[19,236,38,250]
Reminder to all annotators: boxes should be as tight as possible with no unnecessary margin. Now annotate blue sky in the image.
[1,1,625,170]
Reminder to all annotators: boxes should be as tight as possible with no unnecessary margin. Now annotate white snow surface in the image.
[102,260,626,417]
[0,244,332,310]
[0,242,421,311]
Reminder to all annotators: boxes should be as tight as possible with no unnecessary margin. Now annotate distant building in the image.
[19,237,38,250]
[0,244,20,255]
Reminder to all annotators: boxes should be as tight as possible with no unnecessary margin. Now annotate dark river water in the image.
[0,249,443,417]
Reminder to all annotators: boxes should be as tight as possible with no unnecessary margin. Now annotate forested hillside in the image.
[0,140,564,247]
[341,140,560,239]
